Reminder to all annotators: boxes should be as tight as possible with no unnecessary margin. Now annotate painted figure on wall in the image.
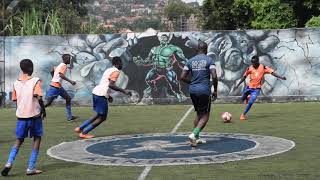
[133,34,188,102]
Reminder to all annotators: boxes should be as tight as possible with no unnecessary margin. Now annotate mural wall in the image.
[1,28,320,105]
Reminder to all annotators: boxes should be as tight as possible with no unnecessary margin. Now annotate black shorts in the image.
[190,94,211,115]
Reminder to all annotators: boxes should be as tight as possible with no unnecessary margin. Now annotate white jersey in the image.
[51,63,67,84]
[14,77,41,118]
[92,67,120,98]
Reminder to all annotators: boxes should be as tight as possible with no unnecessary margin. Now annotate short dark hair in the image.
[20,59,33,74]
[112,57,122,65]
[198,41,208,52]
[62,54,71,61]
[251,55,259,61]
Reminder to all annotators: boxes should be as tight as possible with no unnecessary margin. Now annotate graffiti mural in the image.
[1,28,320,105]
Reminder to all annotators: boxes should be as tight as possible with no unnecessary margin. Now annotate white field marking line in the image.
[138,105,194,180]
[171,106,194,133]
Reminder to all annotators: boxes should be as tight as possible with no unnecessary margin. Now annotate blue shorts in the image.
[46,86,68,99]
[16,117,43,139]
[241,86,261,102]
[93,94,108,116]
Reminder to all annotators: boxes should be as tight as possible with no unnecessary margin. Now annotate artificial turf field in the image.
[0,102,319,180]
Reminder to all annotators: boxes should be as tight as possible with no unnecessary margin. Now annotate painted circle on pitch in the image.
[47,133,295,166]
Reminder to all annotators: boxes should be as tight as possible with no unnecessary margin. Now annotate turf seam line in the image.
[137,106,194,180]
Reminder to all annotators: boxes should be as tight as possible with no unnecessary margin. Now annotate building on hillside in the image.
[162,14,201,32]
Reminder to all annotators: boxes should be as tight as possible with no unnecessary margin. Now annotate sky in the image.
[181,0,204,5]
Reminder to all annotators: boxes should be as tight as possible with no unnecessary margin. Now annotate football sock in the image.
[83,124,97,134]
[66,105,72,120]
[79,119,92,130]
[193,128,201,138]
[7,147,19,165]
[244,100,254,114]
[27,149,39,170]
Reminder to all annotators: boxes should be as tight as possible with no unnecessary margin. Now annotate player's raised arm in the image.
[271,72,286,80]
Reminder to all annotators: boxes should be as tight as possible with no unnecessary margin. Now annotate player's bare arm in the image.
[235,76,247,89]
[108,80,131,96]
[271,72,286,80]
[59,72,76,85]
[37,96,46,119]
[210,68,218,99]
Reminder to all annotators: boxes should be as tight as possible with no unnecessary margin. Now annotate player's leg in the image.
[243,89,260,116]
[75,113,99,133]
[79,95,108,139]
[82,114,106,134]
[189,94,211,146]
[26,136,42,175]
[240,86,251,104]
[26,117,43,175]
[1,119,28,176]
[59,87,78,121]
[45,86,59,107]
[1,138,24,176]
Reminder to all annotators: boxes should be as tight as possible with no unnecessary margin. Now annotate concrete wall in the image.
[1,28,320,105]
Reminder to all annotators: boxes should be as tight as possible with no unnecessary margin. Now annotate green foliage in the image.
[231,0,253,29]
[164,0,195,20]
[201,0,301,30]
[305,16,320,27]
[3,0,91,35]
[6,8,65,35]
[201,0,236,30]
[250,0,297,29]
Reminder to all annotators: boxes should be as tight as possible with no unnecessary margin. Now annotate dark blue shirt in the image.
[184,54,216,95]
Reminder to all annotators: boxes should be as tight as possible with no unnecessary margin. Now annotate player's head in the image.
[251,55,259,67]
[112,57,123,70]
[20,59,33,76]
[197,41,208,54]
[160,34,169,45]
[62,54,72,64]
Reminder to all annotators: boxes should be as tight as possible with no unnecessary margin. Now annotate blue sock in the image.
[7,147,19,165]
[27,149,39,170]
[244,99,255,114]
[83,124,96,134]
[66,105,72,120]
[80,119,93,130]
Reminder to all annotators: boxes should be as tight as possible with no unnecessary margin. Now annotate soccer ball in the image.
[221,112,232,123]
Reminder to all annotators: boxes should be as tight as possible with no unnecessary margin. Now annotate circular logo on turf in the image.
[47,133,295,166]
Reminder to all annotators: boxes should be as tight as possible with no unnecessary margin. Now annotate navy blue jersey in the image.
[184,54,216,95]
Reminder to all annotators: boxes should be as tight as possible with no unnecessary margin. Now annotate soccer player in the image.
[180,41,218,147]
[1,59,46,176]
[45,54,78,122]
[74,57,132,139]
[235,55,286,120]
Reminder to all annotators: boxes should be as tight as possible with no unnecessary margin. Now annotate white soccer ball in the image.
[221,112,232,123]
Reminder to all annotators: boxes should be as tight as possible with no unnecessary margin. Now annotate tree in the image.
[250,0,297,29]
[201,0,236,30]
[231,0,253,29]
[305,16,320,27]
[163,0,195,20]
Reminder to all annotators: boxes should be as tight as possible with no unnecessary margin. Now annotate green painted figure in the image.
[133,34,188,102]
